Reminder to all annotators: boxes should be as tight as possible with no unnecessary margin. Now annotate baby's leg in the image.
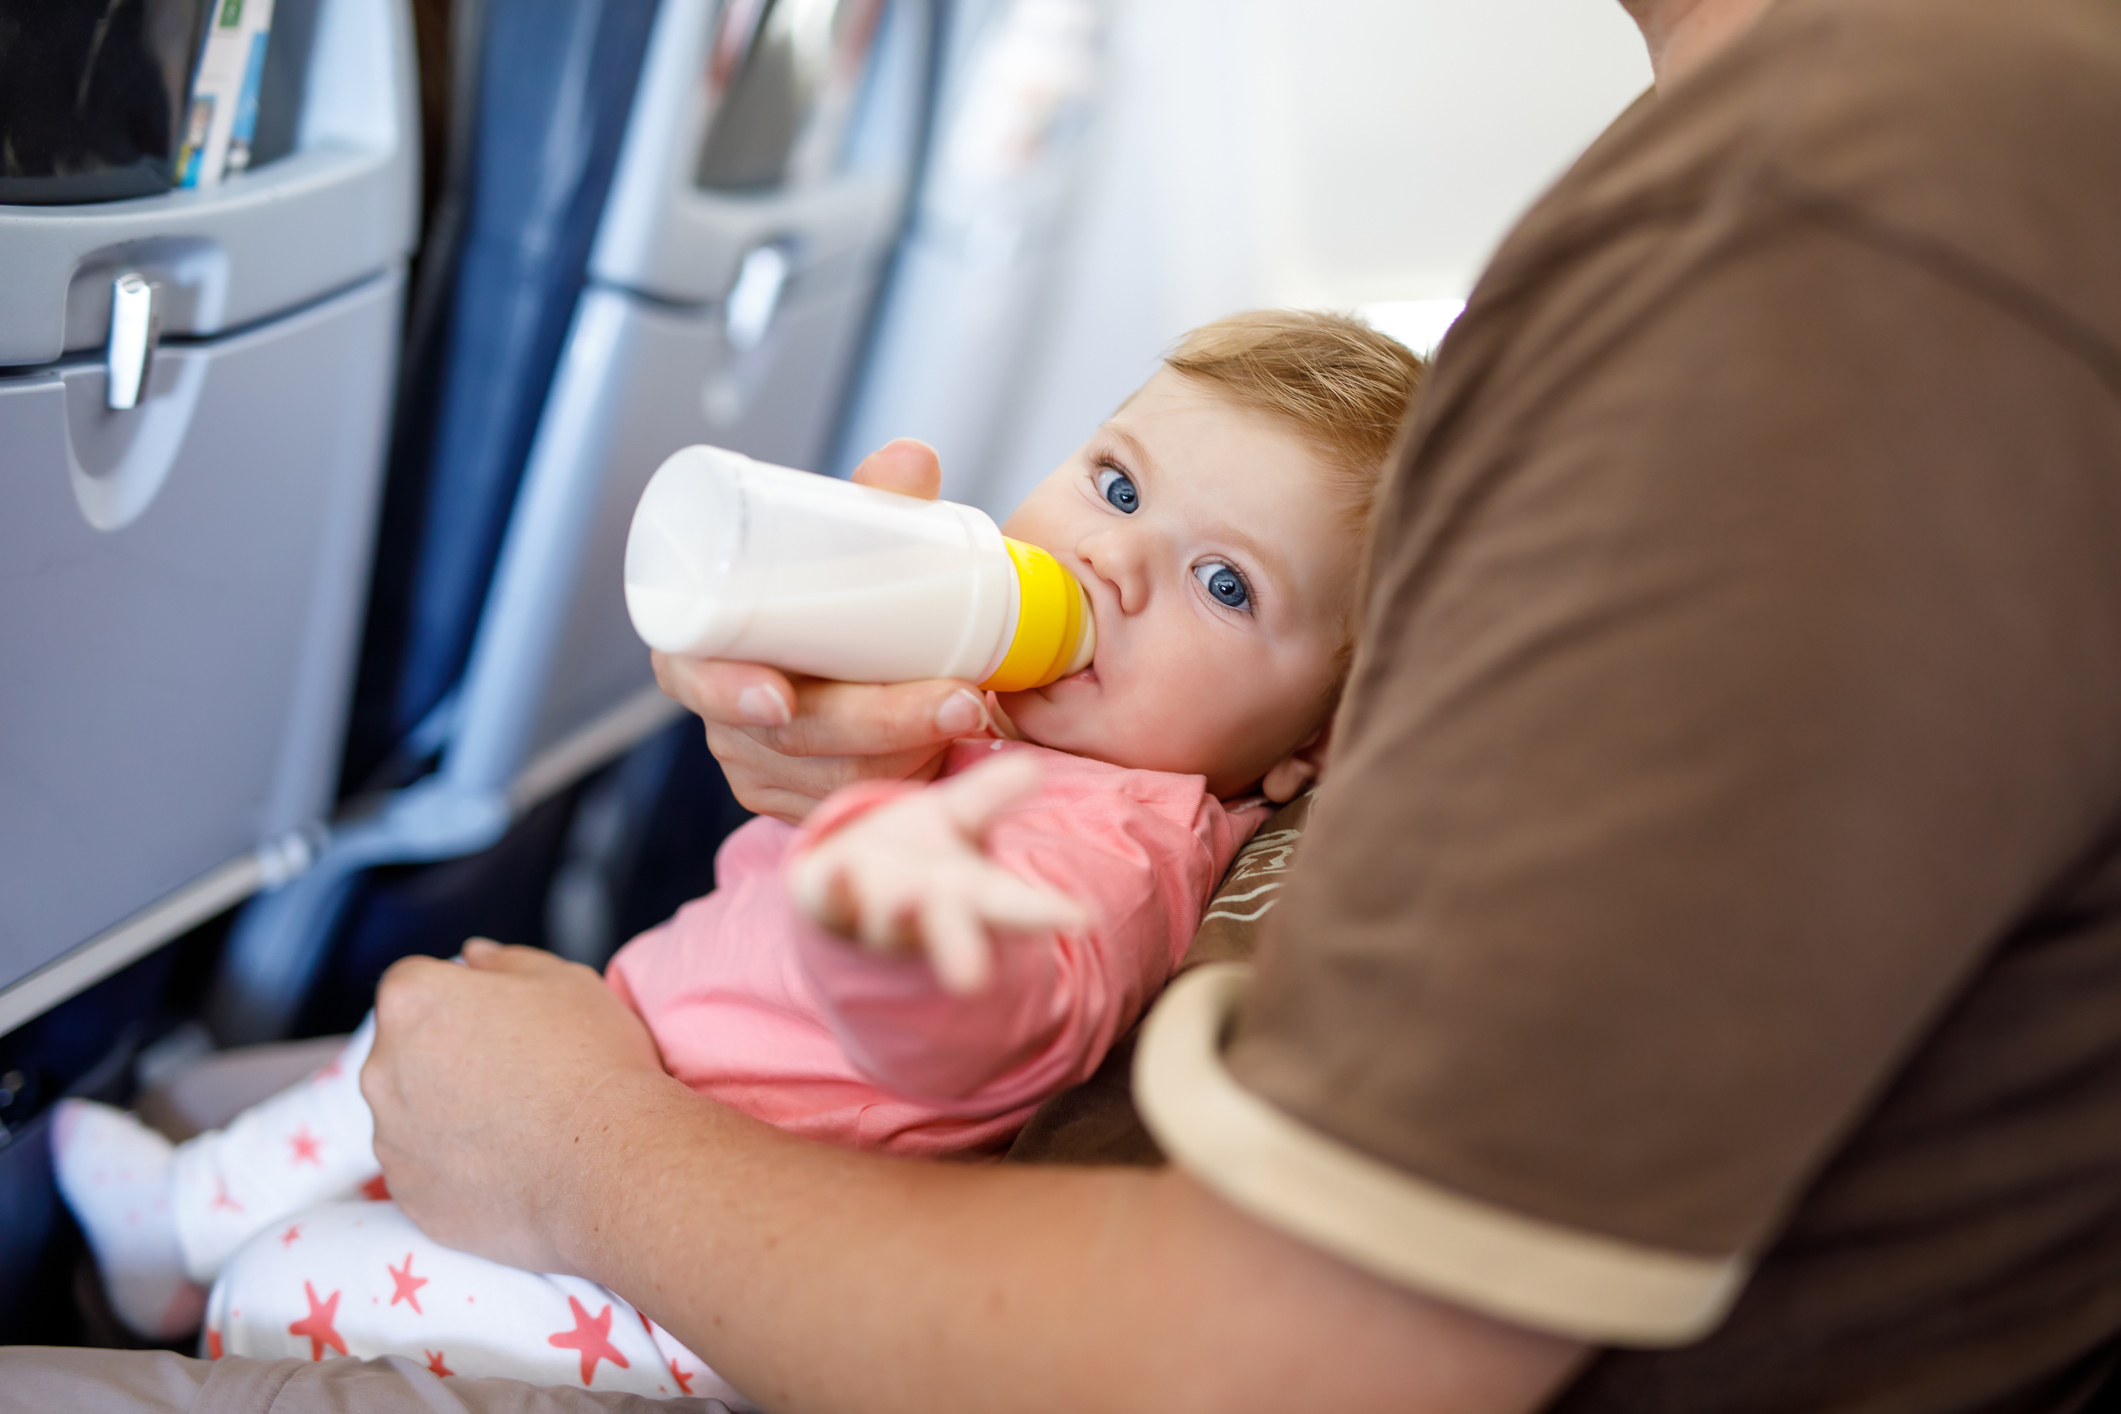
[169,1012,385,1283]
[53,1014,382,1338]
[209,1200,746,1406]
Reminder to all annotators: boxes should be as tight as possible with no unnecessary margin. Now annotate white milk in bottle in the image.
[624,446,1094,690]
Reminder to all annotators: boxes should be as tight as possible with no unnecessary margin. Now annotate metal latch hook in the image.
[106,273,161,411]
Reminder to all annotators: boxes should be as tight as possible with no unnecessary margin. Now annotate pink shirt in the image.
[606,738,1267,1157]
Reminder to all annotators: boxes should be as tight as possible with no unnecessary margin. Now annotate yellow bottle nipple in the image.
[981,539,1096,692]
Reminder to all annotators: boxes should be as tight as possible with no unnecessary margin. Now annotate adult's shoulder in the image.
[1481,0,2121,358]
[1752,0,2118,329]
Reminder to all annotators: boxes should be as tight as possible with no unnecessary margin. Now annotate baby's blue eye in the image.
[1196,561,1251,611]
[1096,466,1139,513]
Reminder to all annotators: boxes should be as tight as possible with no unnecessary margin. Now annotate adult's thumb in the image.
[460,938,563,974]
[850,438,942,500]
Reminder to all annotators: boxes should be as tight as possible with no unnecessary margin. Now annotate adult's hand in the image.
[653,438,992,823]
[360,940,673,1276]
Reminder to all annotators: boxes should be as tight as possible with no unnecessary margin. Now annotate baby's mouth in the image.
[1036,662,1097,702]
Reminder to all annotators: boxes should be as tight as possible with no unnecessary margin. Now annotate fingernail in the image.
[738,685,792,726]
[937,689,985,736]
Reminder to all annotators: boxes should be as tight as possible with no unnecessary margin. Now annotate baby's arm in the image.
[786,753,1215,1110]
[788,753,1090,995]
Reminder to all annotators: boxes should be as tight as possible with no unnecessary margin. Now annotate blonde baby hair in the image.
[1161,309,1426,530]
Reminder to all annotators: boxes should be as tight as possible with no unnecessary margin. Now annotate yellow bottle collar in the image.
[982,539,1095,692]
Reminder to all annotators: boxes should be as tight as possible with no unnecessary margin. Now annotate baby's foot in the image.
[50,1099,206,1338]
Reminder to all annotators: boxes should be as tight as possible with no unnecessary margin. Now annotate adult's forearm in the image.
[553,1073,1587,1414]
[365,946,1584,1410]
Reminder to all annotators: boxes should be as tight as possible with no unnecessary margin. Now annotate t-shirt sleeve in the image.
[1135,213,2121,1345]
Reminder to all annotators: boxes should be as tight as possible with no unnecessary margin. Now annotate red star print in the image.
[314,1055,343,1082]
[210,1175,244,1214]
[288,1282,346,1361]
[280,1225,302,1248]
[547,1296,629,1386]
[361,1173,391,1201]
[388,1252,428,1314]
[205,1328,223,1360]
[288,1127,323,1166]
[669,1358,694,1395]
[425,1349,454,1378]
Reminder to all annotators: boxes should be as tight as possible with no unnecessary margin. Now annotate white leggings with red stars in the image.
[173,1018,745,1405]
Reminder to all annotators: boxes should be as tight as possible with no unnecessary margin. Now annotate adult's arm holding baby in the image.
[652,438,997,824]
[363,942,1588,1414]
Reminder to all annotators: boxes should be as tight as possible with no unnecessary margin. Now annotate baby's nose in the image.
[1078,530,1153,614]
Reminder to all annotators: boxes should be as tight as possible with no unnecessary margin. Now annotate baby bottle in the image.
[624,445,1095,691]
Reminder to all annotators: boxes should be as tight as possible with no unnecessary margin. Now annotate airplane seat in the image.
[0,954,195,1345]
[276,0,671,1039]
[295,708,752,1039]
[342,0,663,801]
[209,0,941,1045]
[0,0,419,1340]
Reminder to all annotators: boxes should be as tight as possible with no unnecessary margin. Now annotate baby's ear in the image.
[1261,721,1333,804]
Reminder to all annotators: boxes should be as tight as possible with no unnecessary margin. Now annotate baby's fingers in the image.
[791,851,917,953]
[788,849,858,935]
[920,893,994,995]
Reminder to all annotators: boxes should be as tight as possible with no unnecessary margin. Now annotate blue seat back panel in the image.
[347,0,661,785]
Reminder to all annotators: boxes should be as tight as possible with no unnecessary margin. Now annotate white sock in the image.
[51,1099,207,1338]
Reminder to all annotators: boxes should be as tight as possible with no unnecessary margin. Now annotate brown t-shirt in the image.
[1128,0,2121,1408]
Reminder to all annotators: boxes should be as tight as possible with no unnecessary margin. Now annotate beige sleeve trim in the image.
[1134,963,1750,1347]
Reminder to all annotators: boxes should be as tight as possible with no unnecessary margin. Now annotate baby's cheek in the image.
[1106,681,1225,775]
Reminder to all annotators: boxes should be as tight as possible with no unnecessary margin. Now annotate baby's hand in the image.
[787,754,1090,994]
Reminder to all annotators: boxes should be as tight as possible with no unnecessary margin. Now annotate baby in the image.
[52,310,1421,1400]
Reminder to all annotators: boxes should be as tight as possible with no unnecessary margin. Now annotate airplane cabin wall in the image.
[964,0,1653,517]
